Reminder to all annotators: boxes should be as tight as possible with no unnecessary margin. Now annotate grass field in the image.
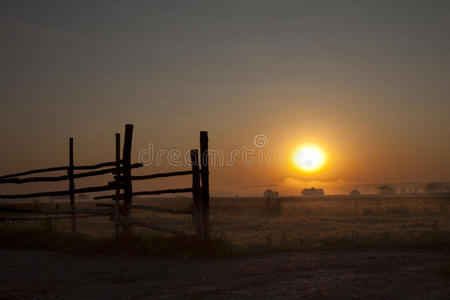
[1,195,449,255]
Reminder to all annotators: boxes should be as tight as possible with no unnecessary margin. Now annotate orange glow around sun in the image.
[291,144,327,173]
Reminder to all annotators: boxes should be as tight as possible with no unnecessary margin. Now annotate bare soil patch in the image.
[1,248,449,299]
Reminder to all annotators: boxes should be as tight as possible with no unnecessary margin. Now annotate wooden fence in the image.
[0,124,210,240]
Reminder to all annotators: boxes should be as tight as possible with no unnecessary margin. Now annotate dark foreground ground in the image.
[0,248,449,299]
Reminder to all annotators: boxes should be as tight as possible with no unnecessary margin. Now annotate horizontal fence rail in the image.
[0,166,69,180]
[73,161,121,170]
[0,161,123,180]
[0,185,120,199]
[132,188,193,197]
[130,170,192,181]
[93,188,193,200]
[96,203,192,215]
[0,163,143,184]
[0,206,112,215]
[0,214,112,222]
[128,218,194,238]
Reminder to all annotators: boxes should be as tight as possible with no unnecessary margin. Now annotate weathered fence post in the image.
[190,150,204,240]
[122,124,134,234]
[114,133,121,237]
[68,137,76,233]
[200,131,210,239]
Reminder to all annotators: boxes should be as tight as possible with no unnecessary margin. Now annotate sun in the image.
[291,144,327,173]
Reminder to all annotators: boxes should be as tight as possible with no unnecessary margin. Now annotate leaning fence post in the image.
[190,150,204,240]
[114,133,121,237]
[122,124,134,234]
[200,131,210,239]
[68,137,76,233]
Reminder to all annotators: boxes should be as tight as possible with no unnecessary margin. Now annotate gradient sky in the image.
[1,0,449,196]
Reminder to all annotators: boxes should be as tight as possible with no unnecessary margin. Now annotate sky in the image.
[1,0,449,196]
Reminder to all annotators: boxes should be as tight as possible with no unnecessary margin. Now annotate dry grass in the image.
[0,195,449,255]
[0,224,234,257]
[205,196,450,252]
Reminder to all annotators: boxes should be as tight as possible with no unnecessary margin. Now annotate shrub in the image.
[262,189,283,216]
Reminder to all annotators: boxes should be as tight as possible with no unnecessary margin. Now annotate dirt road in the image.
[0,248,449,299]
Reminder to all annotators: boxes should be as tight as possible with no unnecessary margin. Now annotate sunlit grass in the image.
[0,196,449,256]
